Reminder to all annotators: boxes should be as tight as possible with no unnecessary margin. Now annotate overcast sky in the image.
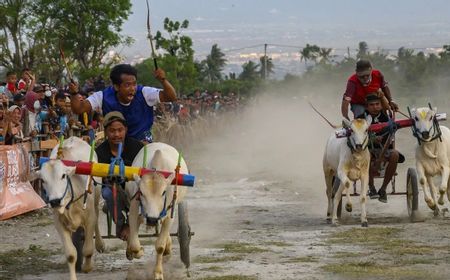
[121,0,450,59]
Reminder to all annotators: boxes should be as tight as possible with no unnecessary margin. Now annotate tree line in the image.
[2,0,449,99]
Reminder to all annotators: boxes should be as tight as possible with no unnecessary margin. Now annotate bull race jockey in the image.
[341,59,399,120]
[357,94,405,203]
[69,64,177,142]
[96,111,144,240]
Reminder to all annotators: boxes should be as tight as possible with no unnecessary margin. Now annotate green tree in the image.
[239,61,260,81]
[0,0,33,70]
[202,44,227,82]
[318,48,333,63]
[33,0,132,81]
[300,44,320,66]
[0,0,132,83]
[146,17,198,93]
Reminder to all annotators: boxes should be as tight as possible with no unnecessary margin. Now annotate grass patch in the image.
[322,261,438,279]
[195,255,245,263]
[264,241,292,247]
[327,227,401,245]
[200,266,223,272]
[381,239,435,256]
[0,244,65,280]
[219,242,269,254]
[282,256,319,263]
[333,251,367,258]
[31,219,54,227]
[198,276,257,280]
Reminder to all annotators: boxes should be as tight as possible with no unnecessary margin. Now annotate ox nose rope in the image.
[407,104,443,145]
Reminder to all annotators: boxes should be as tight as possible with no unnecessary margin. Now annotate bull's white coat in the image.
[411,107,450,214]
[126,142,188,280]
[323,117,371,226]
[40,137,104,280]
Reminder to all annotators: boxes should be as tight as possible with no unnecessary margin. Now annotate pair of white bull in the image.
[323,107,450,226]
[39,138,188,280]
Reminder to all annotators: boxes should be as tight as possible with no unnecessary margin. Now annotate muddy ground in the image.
[2,95,450,280]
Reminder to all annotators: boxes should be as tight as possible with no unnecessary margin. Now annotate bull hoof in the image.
[126,246,144,260]
[345,203,352,213]
[361,221,368,227]
[154,272,164,280]
[433,207,440,217]
[81,262,93,273]
[126,250,133,261]
[326,217,332,224]
[331,221,340,227]
[438,197,445,206]
[96,241,105,253]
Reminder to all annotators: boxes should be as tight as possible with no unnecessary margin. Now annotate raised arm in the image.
[154,69,176,102]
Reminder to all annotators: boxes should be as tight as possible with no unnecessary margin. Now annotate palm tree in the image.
[204,44,227,82]
[239,61,259,80]
[319,48,333,63]
[259,55,274,79]
[300,44,320,66]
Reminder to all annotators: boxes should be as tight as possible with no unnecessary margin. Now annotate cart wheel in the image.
[332,177,342,218]
[72,227,85,271]
[178,201,191,269]
[406,168,423,222]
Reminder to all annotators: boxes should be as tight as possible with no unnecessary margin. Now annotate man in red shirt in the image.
[341,60,398,120]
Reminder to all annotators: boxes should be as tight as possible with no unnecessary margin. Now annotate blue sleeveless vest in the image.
[101,85,154,140]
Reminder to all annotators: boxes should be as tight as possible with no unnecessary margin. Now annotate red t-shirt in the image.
[343,69,387,105]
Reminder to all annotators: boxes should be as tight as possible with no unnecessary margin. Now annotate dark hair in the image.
[55,92,67,101]
[6,71,16,77]
[110,64,137,85]
[356,60,372,72]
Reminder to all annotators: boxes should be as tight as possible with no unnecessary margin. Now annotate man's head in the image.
[365,93,382,116]
[55,92,67,108]
[103,111,127,146]
[110,64,138,104]
[33,84,45,99]
[13,93,25,107]
[356,60,372,86]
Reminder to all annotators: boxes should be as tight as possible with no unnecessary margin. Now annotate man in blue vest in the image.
[69,64,176,142]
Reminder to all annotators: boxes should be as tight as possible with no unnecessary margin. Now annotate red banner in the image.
[0,144,45,220]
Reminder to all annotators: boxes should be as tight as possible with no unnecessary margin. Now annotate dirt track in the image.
[2,96,450,280]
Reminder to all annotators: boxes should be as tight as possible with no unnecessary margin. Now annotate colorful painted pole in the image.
[39,158,195,187]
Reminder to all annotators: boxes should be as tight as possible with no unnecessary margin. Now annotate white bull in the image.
[323,117,372,227]
[125,142,188,280]
[411,107,450,215]
[39,137,104,280]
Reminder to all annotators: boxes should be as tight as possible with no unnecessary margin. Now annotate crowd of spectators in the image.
[0,68,241,146]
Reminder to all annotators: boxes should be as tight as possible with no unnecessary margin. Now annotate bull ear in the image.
[166,172,176,185]
[133,173,141,184]
[410,108,417,115]
[365,114,373,125]
[342,118,352,128]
